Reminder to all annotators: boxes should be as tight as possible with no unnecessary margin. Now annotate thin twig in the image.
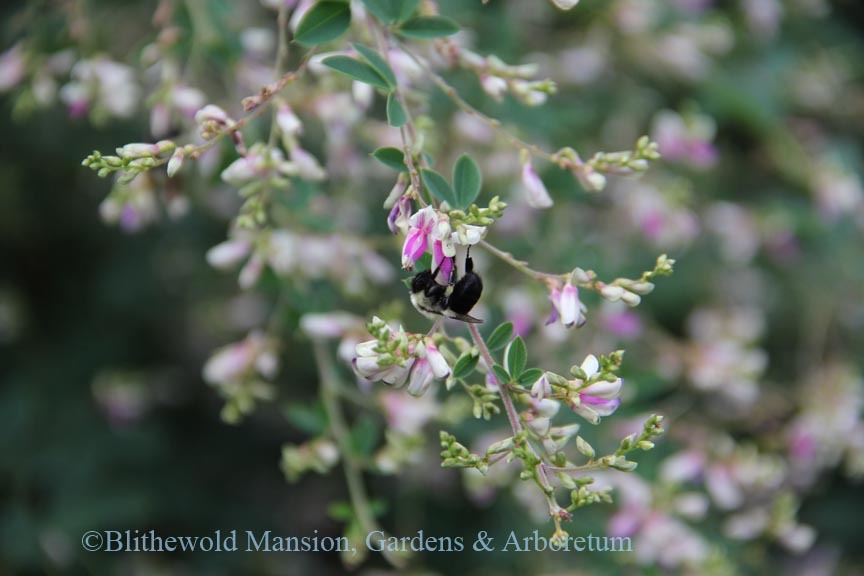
[313,341,406,569]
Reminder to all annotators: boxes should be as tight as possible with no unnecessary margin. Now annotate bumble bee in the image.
[409,250,483,323]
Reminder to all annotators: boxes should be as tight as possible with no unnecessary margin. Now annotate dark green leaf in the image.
[506,336,527,378]
[517,368,544,386]
[492,364,511,385]
[350,417,380,456]
[361,0,418,23]
[322,56,390,90]
[360,0,400,23]
[452,154,482,209]
[398,0,420,21]
[486,321,514,352]
[371,146,408,172]
[452,353,480,380]
[413,252,433,272]
[294,1,352,46]
[397,15,459,39]
[284,402,328,435]
[327,501,354,521]
[352,42,397,88]
[386,92,407,127]
[421,168,457,206]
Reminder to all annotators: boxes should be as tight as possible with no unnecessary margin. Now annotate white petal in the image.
[426,345,451,379]
[206,239,251,270]
[580,378,621,399]
[581,354,600,377]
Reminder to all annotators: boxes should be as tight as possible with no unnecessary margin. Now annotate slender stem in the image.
[398,43,564,166]
[369,19,429,208]
[468,323,522,433]
[467,323,560,516]
[313,342,406,568]
[267,4,291,151]
[479,240,563,283]
[546,463,607,474]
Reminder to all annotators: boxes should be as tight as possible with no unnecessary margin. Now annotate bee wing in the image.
[444,311,484,324]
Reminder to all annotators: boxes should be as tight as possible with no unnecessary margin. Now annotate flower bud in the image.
[600,285,625,302]
[620,290,641,307]
[520,159,553,209]
[576,436,595,459]
[480,74,507,100]
[276,104,303,136]
[117,143,158,159]
[166,149,184,177]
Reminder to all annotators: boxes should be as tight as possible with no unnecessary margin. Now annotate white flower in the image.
[548,281,584,328]
[291,147,326,181]
[480,74,508,100]
[452,224,486,246]
[551,0,580,10]
[276,104,303,136]
[299,312,362,340]
[520,161,553,209]
[531,372,551,400]
[569,354,623,424]
[206,238,252,270]
[203,331,278,386]
[352,80,374,109]
[195,104,231,125]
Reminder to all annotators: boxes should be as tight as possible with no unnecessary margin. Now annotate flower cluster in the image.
[352,317,450,397]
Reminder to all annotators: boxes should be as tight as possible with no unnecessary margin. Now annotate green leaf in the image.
[327,501,355,521]
[397,15,460,39]
[413,252,433,272]
[505,336,527,378]
[517,368,543,386]
[492,364,511,385]
[371,146,408,172]
[398,0,420,21]
[284,402,328,435]
[421,168,457,206]
[452,353,480,380]
[452,154,482,209]
[486,322,514,352]
[352,42,397,88]
[322,56,390,90]
[386,92,407,127]
[294,1,352,46]
[360,0,417,23]
[350,417,380,456]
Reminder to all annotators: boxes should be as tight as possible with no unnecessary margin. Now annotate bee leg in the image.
[464,245,474,274]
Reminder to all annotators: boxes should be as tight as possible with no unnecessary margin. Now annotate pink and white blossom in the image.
[401,206,436,269]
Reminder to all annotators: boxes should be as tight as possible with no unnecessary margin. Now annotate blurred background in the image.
[2,0,863,574]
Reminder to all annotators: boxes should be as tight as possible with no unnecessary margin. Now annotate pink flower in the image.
[570,355,622,424]
[0,44,25,92]
[547,281,584,328]
[380,391,438,436]
[406,355,434,397]
[520,160,553,209]
[387,196,412,235]
[431,240,454,282]
[202,331,279,386]
[406,342,450,397]
[652,109,718,170]
[401,206,436,269]
[352,335,450,397]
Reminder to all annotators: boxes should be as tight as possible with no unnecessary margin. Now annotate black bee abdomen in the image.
[448,273,483,314]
